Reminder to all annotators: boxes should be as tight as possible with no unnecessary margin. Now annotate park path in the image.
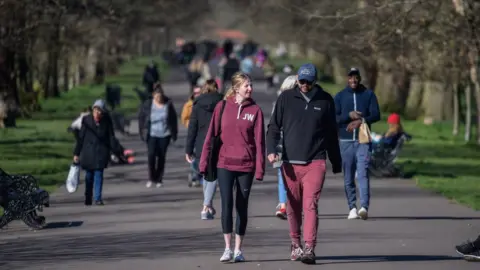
[0,72,479,270]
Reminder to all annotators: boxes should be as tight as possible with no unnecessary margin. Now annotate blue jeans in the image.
[203,179,217,207]
[340,141,371,210]
[191,158,201,183]
[277,168,287,204]
[85,169,104,202]
[192,157,216,206]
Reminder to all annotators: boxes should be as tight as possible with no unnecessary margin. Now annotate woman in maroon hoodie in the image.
[200,72,265,263]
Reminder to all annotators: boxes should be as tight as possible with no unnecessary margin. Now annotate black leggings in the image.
[217,168,254,235]
[147,136,171,183]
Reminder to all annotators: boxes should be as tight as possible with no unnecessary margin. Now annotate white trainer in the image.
[358,207,368,220]
[220,249,233,262]
[348,208,359,220]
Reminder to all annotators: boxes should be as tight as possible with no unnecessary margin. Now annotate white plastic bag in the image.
[66,164,80,193]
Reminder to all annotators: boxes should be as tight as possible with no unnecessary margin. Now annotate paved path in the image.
[1,77,479,270]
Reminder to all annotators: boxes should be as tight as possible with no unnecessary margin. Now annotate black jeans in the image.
[217,168,254,235]
[147,136,171,183]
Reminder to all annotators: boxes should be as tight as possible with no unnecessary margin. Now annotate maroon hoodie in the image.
[199,96,265,180]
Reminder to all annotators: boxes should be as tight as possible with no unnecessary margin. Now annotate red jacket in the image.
[200,96,265,180]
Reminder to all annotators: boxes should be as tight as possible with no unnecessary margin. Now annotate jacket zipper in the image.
[353,92,357,141]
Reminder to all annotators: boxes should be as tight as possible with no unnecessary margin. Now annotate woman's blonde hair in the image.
[280,75,297,92]
[224,72,251,100]
[201,79,218,94]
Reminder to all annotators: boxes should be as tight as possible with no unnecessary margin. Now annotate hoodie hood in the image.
[225,96,255,119]
[194,92,223,112]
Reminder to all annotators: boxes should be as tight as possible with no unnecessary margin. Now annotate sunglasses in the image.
[298,79,314,85]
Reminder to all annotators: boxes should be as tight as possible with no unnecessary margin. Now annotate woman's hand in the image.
[185,154,194,163]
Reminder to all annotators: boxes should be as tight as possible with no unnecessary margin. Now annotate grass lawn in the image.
[385,121,480,210]
[0,57,167,193]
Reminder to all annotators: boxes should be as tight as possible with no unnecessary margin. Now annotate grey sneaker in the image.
[234,250,245,262]
[301,244,316,265]
[290,243,303,261]
[220,249,233,262]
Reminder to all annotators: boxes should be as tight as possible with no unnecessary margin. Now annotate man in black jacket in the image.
[266,63,341,265]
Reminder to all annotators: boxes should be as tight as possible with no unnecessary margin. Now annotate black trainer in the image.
[301,245,316,265]
[84,197,92,206]
[456,240,480,261]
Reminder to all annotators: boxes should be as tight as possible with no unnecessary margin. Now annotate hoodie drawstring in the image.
[237,104,243,119]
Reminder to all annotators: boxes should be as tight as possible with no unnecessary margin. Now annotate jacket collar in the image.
[344,84,367,93]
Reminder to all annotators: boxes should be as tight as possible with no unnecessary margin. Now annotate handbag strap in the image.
[216,100,227,136]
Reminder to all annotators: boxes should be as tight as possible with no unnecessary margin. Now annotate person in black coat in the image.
[138,83,178,188]
[142,61,160,94]
[73,99,125,206]
[185,79,223,220]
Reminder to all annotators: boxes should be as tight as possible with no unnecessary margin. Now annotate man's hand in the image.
[267,153,278,164]
[346,119,362,132]
[332,165,342,174]
[349,111,362,120]
[185,154,194,163]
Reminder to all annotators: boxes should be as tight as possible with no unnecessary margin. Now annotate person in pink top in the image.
[200,72,265,263]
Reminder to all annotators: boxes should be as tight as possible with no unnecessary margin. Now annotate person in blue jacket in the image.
[334,68,380,220]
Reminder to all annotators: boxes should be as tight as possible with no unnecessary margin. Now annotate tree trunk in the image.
[46,21,61,97]
[421,80,447,122]
[63,55,69,92]
[374,55,409,113]
[469,51,480,144]
[405,75,423,119]
[0,47,19,127]
[452,83,460,136]
[465,84,472,142]
[331,56,346,85]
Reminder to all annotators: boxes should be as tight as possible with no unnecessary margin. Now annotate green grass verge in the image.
[0,57,167,193]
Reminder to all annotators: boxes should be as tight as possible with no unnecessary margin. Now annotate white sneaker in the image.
[348,208,359,220]
[358,207,368,220]
[220,248,233,262]
[146,181,153,188]
[233,250,245,262]
[156,183,163,188]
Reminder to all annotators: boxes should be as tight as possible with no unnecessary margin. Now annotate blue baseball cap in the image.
[297,63,317,82]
